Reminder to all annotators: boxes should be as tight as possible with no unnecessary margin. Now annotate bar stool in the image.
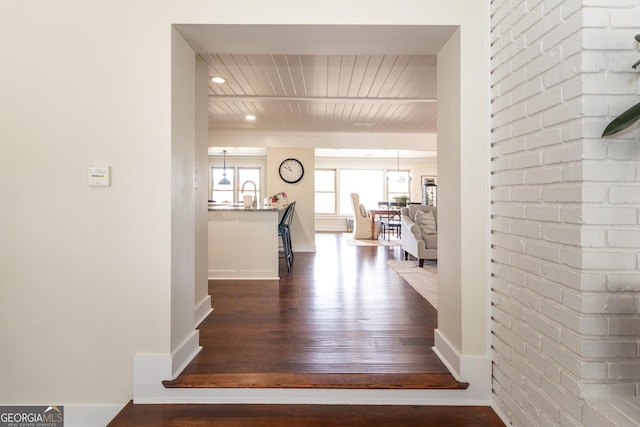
[278,201,296,271]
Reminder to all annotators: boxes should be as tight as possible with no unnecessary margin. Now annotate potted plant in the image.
[270,191,288,206]
[393,195,410,206]
[602,33,640,137]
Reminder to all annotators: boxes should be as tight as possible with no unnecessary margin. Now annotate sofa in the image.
[400,205,437,266]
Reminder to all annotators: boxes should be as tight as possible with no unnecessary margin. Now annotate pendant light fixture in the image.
[396,150,406,183]
[218,150,231,185]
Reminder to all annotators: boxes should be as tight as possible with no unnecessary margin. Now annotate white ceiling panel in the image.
[175,24,453,136]
[205,53,437,133]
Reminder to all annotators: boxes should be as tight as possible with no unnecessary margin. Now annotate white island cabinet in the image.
[207,206,282,280]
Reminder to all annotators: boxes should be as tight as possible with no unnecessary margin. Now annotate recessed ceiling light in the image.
[211,76,226,84]
[245,114,256,121]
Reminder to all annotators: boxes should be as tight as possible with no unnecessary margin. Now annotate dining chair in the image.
[377,201,401,240]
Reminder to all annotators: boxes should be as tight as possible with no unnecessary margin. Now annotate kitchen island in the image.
[208,204,283,280]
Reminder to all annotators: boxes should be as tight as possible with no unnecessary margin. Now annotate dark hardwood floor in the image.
[165,232,463,389]
[109,233,504,426]
[109,402,505,426]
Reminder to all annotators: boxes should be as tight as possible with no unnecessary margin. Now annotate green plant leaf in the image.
[602,102,640,136]
[633,59,640,69]
[635,33,640,43]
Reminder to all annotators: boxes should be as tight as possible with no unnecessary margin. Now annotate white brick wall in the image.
[491,1,640,425]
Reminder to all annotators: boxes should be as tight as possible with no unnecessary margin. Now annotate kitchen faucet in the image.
[240,180,257,208]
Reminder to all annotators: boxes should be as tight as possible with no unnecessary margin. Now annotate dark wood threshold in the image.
[163,372,468,389]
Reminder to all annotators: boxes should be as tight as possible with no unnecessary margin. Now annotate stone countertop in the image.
[208,203,284,212]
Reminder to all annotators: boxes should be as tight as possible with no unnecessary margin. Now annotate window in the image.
[238,168,261,202]
[210,167,262,203]
[315,169,336,214]
[313,167,413,215]
[338,169,384,215]
[387,170,411,202]
[211,167,234,203]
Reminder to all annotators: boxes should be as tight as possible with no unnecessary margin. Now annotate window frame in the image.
[314,168,337,215]
[209,166,263,204]
[386,169,412,202]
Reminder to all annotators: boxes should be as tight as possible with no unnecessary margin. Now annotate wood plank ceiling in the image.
[205,53,437,133]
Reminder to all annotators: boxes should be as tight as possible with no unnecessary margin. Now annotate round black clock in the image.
[279,158,304,183]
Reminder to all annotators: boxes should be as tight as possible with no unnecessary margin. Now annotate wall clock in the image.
[279,158,304,184]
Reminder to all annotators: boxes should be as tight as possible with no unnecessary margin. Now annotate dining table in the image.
[367,209,400,240]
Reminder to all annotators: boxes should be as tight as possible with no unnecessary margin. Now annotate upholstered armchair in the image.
[400,205,437,266]
[350,193,379,240]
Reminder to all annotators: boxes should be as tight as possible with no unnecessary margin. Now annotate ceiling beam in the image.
[208,95,436,104]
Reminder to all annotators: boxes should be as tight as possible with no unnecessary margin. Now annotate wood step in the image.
[163,372,468,389]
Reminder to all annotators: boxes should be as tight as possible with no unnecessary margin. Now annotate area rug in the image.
[342,233,401,247]
[386,260,438,309]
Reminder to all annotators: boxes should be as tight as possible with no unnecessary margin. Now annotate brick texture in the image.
[491,1,640,425]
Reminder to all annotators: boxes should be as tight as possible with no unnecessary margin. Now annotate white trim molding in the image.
[64,405,125,427]
[194,295,213,328]
[171,330,202,379]
[433,329,492,402]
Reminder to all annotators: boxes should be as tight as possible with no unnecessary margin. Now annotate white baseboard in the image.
[134,330,201,402]
[491,401,511,427]
[433,329,492,403]
[208,274,280,280]
[171,330,202,379]
[134,354,173,401]
[434,329,461,378]
[133,355,174,403]
[292,243,316,252]
[194,295,213,327]
[64,404,125,427]
[315,225,348,232]
[133,386,493,405]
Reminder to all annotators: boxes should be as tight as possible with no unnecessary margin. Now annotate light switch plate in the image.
[88,164,111,186]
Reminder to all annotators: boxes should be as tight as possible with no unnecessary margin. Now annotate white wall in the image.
[170,27,198,365]
[267,147,316,252]
[0,0,490,419]
[0,0,173,407]
[436,29,463,364]
[491,1,640,425]
[210,130,438,152]
[194,54,211,326]
[435,16,491,385]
